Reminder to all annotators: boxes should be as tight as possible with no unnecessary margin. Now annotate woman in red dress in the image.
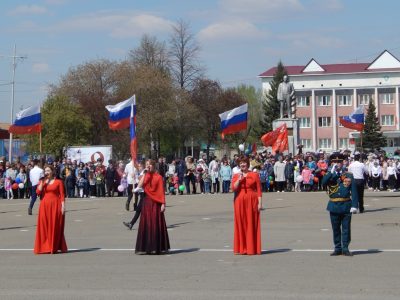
[135,159,170,254]
[34,165,67,254]
[231,156,263,255]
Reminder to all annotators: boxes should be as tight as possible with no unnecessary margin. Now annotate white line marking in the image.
[19,230,29,232]
[202,217,211,220]
[0,248,399,252]
[275,199,283,201]
[372,199,380,201]
[74,220,83,222]
[320,229,329,231]
[364,205,370,207]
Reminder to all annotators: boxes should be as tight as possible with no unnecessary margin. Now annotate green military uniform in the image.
[322,165,358,256]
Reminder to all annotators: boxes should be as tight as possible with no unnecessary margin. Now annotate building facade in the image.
[259,50,400,153]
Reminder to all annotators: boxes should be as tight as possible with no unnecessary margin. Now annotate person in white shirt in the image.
[387,160,397,192]
[348,153,368,213]
[370,161,382,192]
[124,159,138,211]
[28,159,44,215]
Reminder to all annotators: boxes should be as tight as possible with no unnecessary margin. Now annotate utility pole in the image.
[0,44,27,162]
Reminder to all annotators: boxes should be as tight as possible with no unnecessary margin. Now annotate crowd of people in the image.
[1,150,400,204]
[4,147,393,256]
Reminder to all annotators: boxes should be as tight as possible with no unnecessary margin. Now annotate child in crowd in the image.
[203,169,212,194]
[259,165,268,192]
[167,174,176,195]
[294,166,301,192]
[5,177,13,200]
[120,174,128,197]
[76,173,87,198]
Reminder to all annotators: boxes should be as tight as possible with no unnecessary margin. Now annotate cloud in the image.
[32,63,50,74]
[9,5,48,15]
[219,0,304,20]
[278,32,345,49]
[198,20,265,42]
[50,12,173,38]
[45,0,67,4]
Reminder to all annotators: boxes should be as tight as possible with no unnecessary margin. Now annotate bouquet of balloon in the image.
[14,177,25,189]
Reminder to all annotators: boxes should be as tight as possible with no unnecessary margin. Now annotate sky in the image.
[1,0,400,123]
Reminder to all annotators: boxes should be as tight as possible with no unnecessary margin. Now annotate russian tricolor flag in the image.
[339,107,365,131]
[219,103,248,138]
[9,105,42,134]
[106,96,135,130]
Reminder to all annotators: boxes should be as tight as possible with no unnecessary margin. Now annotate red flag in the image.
[261,124,288,154]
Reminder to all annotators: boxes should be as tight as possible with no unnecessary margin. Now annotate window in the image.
[358,94,371,106]
[318,95,331,106]
[297,96,310,107]
[318,117,331,127]
[381,115,394,126]
[339,138,349,149]
[300,139,312,149]
[380,93,394,104]
[299,117,311,128]
[319,138,332,149]
[338,95,352,106]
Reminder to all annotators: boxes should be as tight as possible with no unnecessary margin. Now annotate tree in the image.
[362,100,386,150]
[129,34,170,74]
[169,19,204,89]
[191,79,246,160]
[233,84,263,143]
[259,61,287,133]
[26,95,92,157]
[50,59,120,146]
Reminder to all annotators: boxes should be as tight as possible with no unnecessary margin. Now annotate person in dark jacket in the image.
[105,161,117,197]
[322,154,359,257]
[284,158,295,192]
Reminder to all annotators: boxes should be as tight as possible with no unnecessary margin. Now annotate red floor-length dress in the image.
[232,172,262,255]
[34,179,68,254]
[135,172,170,254]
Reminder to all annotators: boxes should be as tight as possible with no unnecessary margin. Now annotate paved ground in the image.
[1,190,400,299]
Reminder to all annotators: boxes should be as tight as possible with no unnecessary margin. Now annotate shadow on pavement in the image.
[167,222,191,229]
[68,247,102,253]
[0,225,36,231]
[364,207,396,213]
[168,248,200,254]
[262,248,292,255]
[0,210,20,214]
[66,207,99,212]
[352,249,382,255]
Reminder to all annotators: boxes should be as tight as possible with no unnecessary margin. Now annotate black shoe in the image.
[133,204,138,211]
[28,208,32,215]
[125,201,130,211]
[330,251,342,256]
[342,251,353,256]
[123,221,133,230]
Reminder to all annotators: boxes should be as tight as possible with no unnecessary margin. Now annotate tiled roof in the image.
[258,63,383,77]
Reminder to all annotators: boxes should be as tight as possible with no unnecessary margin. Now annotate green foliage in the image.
[233,84,262,143]
[362,101,386,150]
[259,61,287,133]
[26,95,92,157]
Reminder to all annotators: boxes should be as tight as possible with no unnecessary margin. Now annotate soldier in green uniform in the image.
[322,154,359,256]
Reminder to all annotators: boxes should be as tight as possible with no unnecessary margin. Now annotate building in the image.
[259,50,400,153]
[0,123,29,162]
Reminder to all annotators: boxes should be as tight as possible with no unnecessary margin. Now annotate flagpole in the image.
[39,131,42,153]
